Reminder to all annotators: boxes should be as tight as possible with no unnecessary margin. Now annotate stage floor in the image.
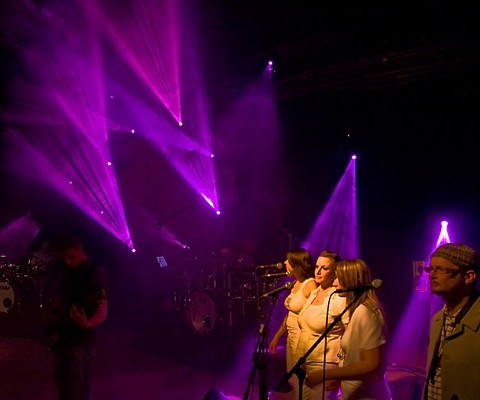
[0,307,424,400]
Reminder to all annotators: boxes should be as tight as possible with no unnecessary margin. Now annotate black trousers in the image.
[53,343,95,400]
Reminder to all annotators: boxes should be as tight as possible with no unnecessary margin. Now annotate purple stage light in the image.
[0,213,41,264]
[94,0,183,123]
[202,194,215,209]
[302,157,358,258]
[3,4,136,250]
[9,123,133,250]
[435,220,451,247]
[388,219,453,374]
[105,79,219,213]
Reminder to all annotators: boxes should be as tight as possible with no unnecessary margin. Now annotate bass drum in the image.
[0,281,15,313]
[185,291,217,335]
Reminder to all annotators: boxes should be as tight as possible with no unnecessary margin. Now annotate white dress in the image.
[296,286,349,400]
[338,304,392,400]
[284,278,316,372]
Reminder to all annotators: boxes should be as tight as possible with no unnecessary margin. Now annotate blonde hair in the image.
[334,258,386,321]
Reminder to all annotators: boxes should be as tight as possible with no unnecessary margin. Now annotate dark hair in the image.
[53,234,84,256]
[287,248,315,280]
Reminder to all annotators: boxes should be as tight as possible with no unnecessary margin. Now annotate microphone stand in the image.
[274,291,362,399]
[242,287,281,400]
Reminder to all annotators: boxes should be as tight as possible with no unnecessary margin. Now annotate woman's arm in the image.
[269,314,288,354]
[305,346,383,386]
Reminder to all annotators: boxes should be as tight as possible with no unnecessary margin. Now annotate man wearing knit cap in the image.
[424,243,480,400]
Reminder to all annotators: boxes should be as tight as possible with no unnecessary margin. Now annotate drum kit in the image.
[171,257,289,336]
[0,280,15,313]
[0,255,48,315]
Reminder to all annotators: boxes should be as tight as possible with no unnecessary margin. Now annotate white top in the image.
[338,304,391,400]
[283,278,315,370]
[296,286,349,364]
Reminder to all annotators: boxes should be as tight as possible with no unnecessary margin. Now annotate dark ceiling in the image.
[198,1,480,96]
[195,1,480,255]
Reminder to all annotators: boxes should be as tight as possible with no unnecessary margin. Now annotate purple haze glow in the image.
[388,219,453,376]
[5,1,133,248]
[0,213,41,263]
[9,135,132,247]
[302,157,359,258]
[90,0,182,123]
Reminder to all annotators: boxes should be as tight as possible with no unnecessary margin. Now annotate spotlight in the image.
[436,220,451,246]
[267,60,275,72]
[351,155,357,160]
[131,248,136,253]
[216,210,221,215]
[107,161,112,166]
[178,121,183,126]
[131,129,135,134]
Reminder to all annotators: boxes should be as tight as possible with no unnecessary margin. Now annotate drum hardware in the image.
[172,288,189,311]
[0,281,15,313]
[0,260,51,312]
[171,264,265,336]
[185,291,217,335]
[199,269,219,292]
[227,270,256,300]
[0,264,24,282]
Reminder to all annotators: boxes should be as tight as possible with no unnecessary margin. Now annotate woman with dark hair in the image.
[269,248,317,395]
[306,258,391,400]
[296,250,349,400]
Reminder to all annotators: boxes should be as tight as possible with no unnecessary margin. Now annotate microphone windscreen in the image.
[372,279,382,289]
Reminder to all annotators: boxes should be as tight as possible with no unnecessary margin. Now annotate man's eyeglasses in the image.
[424,266,462,276]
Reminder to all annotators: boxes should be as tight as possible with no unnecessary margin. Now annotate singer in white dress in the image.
[269,248,317,395]
[296,250,349,400]
[305,259,392,400]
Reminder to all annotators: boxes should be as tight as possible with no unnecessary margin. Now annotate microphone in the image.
[334,279,382,294]
[260,281,294,298]
[256,262,284,270]
[263,272,290,278]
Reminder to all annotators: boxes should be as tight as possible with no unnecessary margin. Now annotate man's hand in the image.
[70,304,89,328]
